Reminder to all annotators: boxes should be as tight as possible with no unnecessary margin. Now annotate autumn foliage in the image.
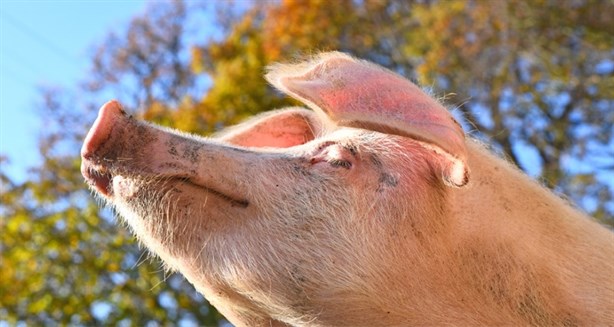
[1,0,612,325]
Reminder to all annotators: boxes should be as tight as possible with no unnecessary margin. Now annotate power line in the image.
[0,62,33,88]
[1,44,45,78]
[0,10,76,64]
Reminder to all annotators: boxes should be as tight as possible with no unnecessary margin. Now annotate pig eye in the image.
[329,159,352,169]
[310,141,355,170]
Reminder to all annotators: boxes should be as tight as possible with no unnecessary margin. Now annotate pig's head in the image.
[81,52,470,326]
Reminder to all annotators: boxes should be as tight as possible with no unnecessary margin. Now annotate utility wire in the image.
[1,44,45,78]
[0,62,33,88]
[0,10,76,64]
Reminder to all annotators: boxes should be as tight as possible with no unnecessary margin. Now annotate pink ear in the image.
[267,52,469,187]
[217,108,321,148]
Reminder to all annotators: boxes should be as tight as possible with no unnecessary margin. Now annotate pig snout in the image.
[81,100,128,196]
[80,100,250,207]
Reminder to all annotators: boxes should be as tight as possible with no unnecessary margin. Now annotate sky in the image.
[0,0,147,182]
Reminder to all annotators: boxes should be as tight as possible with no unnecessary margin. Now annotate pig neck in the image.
[444,140,614,324]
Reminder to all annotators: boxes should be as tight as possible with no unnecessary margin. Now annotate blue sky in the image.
[1,0,147,182]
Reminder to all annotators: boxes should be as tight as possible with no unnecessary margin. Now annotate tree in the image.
[405,0,614,221]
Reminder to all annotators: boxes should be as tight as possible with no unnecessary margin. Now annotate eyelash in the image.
[329,159,352,169]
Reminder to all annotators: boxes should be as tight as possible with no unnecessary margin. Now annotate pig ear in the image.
[216,107,323,148]
[266,52,469,187]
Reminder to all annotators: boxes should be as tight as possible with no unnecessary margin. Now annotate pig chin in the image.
[112,175,140,199]
[106,176,230,266]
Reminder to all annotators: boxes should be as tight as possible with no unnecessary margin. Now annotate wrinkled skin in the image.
[81,53,614,326]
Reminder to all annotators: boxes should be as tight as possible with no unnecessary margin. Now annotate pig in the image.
[81,52,614,326]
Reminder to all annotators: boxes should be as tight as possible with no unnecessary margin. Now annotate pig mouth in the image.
[82,163,114,196]
[82,161,249,208]
[176,177,250,208]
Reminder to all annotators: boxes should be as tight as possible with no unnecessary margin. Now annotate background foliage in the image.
[1,0,612,325]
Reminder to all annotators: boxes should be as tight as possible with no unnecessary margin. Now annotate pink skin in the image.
[270,54,468,187]
[81,53,614,326]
